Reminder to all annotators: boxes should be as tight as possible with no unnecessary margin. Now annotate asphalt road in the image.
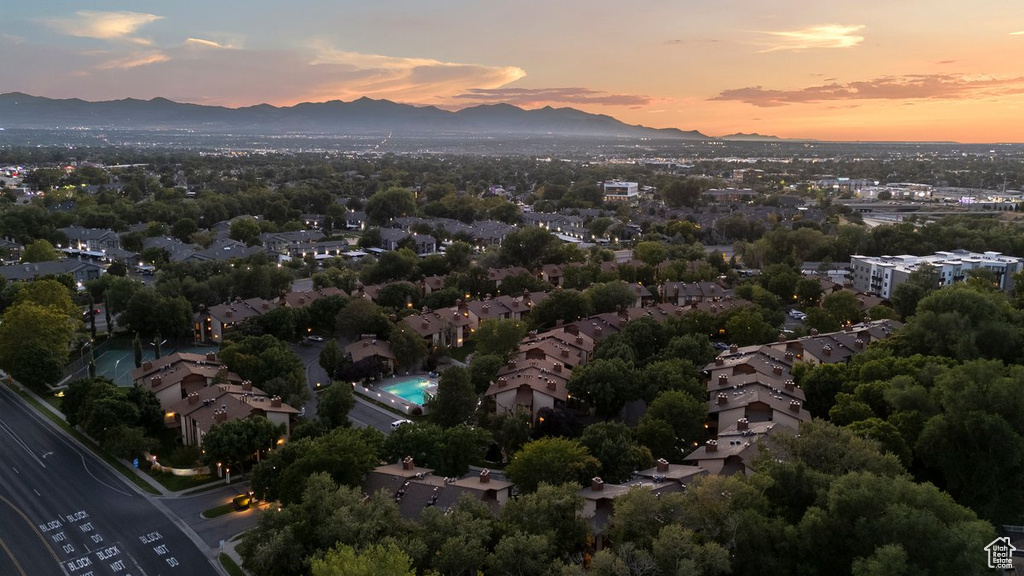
[290,339,402,434]
[161,484,261,549]
[0,384,220,576]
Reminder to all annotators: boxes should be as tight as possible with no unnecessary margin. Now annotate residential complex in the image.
[850,250,1024,298]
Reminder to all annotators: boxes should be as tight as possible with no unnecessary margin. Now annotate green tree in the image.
[487,532,555,576]
[318,383,355,429]
[723,307,777,347]
[914,360,1024,523]
[0,302,74,390]
[499,482,589,556]
[567,358,639,419]
[804,306,841,333]
[104,275,143,315]
[318,339,344,380]
[202,416,284,470]
[851,544,909,576]
[119,287,193,337]
[444,241,472,271]
[335,298,390,340]
[171,217,199,243]
[22,239,59,262]
[794,277,824,308]
[426,366,477,428]
[499,227,557,269]
[388,326,427,371]
[266,429,383,505]
[758,263,801,301]
[365,187,416,225]
[585,281,640,314]
[229,217,262,246]
[632,241,667,267]
[505,437,599,493]
[652,524,731,576]
[311,543,415,576]
[375,281,421,310]
[239,473,400,576]
[469,353,504,394]
[636,417,679,462]
[661,178,706,208]
[219,335,310,406]
[491,408,532,462]
[579,422,653,483]
[640,358,703,402]
[891,284,1020,363]
[797,471,995,576]
[822,290,863,324]
[15,278,78,319]
[473,319,528,359]
[645,390,706,446]
[529,288,592,330]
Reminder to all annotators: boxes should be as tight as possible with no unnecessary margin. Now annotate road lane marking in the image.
[11,467,17,474]
[0,536,28,576]
[0,418,46,468]
[33,489,40,496]
[0,385,134,497]
[0,494,67,574]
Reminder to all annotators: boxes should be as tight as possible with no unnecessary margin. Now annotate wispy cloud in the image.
[454,87,654,108]
[298,42,526,105]
[759,24,865,52]
[711,74,1024,107]
[1011,31,1024,35]
[0,34,531,109]
[96,51,170,70]
[665,38,720,45]
[44,10,162,44]
[183,38,234,50]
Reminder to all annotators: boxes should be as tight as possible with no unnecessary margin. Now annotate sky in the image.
[3,1,1024,142]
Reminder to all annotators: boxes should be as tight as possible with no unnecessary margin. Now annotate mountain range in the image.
[0,92,710,140]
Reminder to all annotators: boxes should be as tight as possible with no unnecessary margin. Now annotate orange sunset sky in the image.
[4,1,1024,142]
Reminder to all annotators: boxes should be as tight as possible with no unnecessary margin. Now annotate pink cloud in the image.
[453,87,655,107]
[710,74,1024,107]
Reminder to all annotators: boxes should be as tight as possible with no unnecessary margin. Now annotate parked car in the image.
[391,419,412,430]
[307,335,325,342]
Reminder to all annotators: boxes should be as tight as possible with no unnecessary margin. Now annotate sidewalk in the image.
[220,534,250,575]
[4,377,199,498]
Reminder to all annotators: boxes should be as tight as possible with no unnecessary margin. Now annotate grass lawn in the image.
[143,468,217,492]
[6,384,160,495]
[183,480,233,497]
[45,394,63,411]
[449,342,475,363]
[219,553,245,576]
[203,502,238,519]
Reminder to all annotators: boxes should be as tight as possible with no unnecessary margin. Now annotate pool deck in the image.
[356,373,437,415]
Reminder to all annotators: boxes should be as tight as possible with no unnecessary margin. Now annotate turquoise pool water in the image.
[381,377,436,405]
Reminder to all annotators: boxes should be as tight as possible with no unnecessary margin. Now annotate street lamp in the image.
[114,358,122,382]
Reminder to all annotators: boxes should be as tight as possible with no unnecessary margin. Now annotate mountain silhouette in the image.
[0,93,708,139]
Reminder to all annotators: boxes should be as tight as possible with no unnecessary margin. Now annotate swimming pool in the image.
[381,376,437,406]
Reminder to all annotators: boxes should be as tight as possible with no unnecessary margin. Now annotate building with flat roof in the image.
[850,250,1024,298]
[602,181,639,203]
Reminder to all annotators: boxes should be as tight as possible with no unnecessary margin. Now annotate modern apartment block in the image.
[602,180,639,202]
[850,250,1023,298]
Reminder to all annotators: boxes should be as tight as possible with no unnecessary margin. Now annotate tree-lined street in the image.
[0,384,219,576]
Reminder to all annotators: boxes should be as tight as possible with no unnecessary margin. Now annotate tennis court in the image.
[67,341,217,386]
